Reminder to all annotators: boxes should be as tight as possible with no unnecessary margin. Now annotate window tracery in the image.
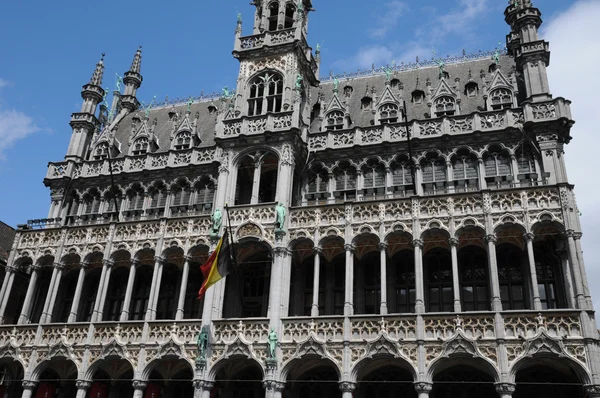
[490,88,513,110]
[333,162,357,201]
[125,184,145,218]
[362,159,386,197]
[379,103,399,124]
[484,146,512,188]
[93,142,109,161]
[421,154,447,194]
[307,165,329,199]
[248,72,284,116]
[132,137,149,156]
[326,110,345,130]
[194,177,216,211]
[173,131,192,150]
[434,96,456,117]
[452,150,479,192]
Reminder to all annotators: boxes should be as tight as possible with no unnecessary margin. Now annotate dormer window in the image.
[434,96,456,117]
[344,86,353,98]
[132,137,149,156]
[268,2,279,31]
[174,131,192,150]
[208,105,217,115]
[412,90,425,104]
[465,82,479,98]
[326,111,345,130]
[379,104,399,124]
[361,96,372,110]
[390,79,400,89]
[93,142,109,161]
[441,71,450,80]
[490,88,513,110]
[284,3,296,29]
[248,72,284,116]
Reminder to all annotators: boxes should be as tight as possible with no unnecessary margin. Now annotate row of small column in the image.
[0,254,198,325]
[307,230,590,317]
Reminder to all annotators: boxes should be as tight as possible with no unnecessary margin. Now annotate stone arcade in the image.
[0,0,598,397]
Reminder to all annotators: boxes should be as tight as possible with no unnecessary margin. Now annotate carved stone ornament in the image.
[495,383,516,394]
[441,330,479,358]
[414,382,433,393]
[22,380,38,390]
[339,381,357,393]
[75,380,92,390]
[362,333,401,360]
[132,380,148,390]
[100,340,129,361]
[585,385,600,396]
[45,341,76,362]
[294,336,328,360]
[155,339,186,360]
[193,380,215,390]
[521,330,565,358]
[223,336,254,360]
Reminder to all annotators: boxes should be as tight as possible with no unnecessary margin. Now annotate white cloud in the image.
[543,0,600,308]
[369,1,408,39]
[0,81,40,159]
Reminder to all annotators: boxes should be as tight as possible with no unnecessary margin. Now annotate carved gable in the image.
[431,78,457,99]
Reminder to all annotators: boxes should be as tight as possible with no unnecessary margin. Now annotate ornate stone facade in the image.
[0,1,598,397]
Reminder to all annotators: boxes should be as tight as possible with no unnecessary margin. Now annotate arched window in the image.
[171,180,192,215]
[326,110,345,130]
[156,263,180,320]
[362,159,386,199]
[379,103,399,124]
[452,150,479,192]
[284,3,296,29]
[465,81,479,98]
[248,72,283,116]
[421,154,447,195]
[258,153,279,203]
[148,183,168,217]
[103,267,129,321]
[390,250,416,314]
[130,265,153,320]
[490,88,513,110]
[235,156,255,205]
[534,240,565,309]
[484,147,512,188]
[434,96,456,117]
[361,96,373,110]
[306,165,329,200]
[459,246,489,311]
[125,185,145,219]
[333,162,357,201]
[194,177,216,212]
[516,148,538,186]
[174,131,192,150]
[93,142,109,160]
[268,2,279,31]
[82,189,101,219]
[411,90,425,105]
[391,157,414,197]
[52,269,79,323]
[355,251,381,315]
[497,244,528,310]
[132,137,149,156]
[103,188,121,220]
[424,248,453,312]
[78,268,102,322]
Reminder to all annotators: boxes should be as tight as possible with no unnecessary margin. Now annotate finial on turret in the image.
[89,53,105,86]
[130,46,143,74]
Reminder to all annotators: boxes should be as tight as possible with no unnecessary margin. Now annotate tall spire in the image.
[130,46,142,74]
[89,53,105,86]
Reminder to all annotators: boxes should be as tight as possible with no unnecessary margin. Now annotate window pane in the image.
[512,285,524,301]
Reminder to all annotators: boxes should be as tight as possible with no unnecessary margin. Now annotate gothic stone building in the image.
[0,1,598,397]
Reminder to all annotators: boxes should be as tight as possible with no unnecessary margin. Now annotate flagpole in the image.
[224,204,238,270]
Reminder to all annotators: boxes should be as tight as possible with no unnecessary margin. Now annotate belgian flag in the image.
[198,230,234,299]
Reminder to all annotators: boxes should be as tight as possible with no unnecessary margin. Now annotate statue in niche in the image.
[197,326,209,359]
[211,208,222,235]
[275,203,286,231]
[267,328,278,359]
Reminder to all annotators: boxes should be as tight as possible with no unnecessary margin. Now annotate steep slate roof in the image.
[311,54,516,131]
[109,100,219,159]
[0,221,16,264]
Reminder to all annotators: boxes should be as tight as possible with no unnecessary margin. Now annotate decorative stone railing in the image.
[308,98,571,151]
[282,316,345,342]
[218,112,294,139]
[350,315,417,341]
[423,314,496,340]
[235,28,297,52]
[45,147,217,181]
[227,203,277,227]
[212,319,270,344]
[503,311,582,339]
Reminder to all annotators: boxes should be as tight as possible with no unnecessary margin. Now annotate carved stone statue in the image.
[237,12,242,24]
[115,73,123,92]
[316,43,321,54]
[275,203,286,230]
[333,77,340,92]
[197,326,209,359]
[268,328,278,359]
[295,74,303,90]
[222,86,231,98]
[212,208,222,234]
[187,97,194,112]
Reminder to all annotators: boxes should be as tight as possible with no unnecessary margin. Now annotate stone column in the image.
[413,239,425,314]
[18,266,40,324]
[495,383,516,398]
[145,256,165,321]
[344,244,355,316]
[574,233,593,307]
[414,382,433,398]
[132,380,147,398]
[485,234,502,312]
[75,380,92,398]
[477,158,487,189]
[339,382,356,398]
[21,380,37,398]
[0,266,16,323]
[524,233,542,310]
[120,260,139,322]
[269,248,287,329]
[45,263,67,323]
[379,243,388,315]
[193,380,214,398]
[251,159,262,204]
[68,263,88,323]
[92,260,114,323]
[565,230,587,309]
[39,264,60,324]
[311,248,322,317]
[449,238,462,312]
[176,256,192,320]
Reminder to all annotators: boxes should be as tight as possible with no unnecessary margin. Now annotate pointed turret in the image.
[66,54,106,160]
[505,0,551,102]
[121,46,143,111]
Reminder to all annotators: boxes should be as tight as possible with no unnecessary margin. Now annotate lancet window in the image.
[490,88,513,110]
[235,152,279,205]
[125,184,145,218]
[148,183,168,216]
[306,165,329,200]
[194,177,216,211]
[92,142,109,160]
[268,2,279,31]
[132,137,149,156]
[484,146,512,188]
[248,72,283,116]
[421,154,447,195]
[459,246,490,311]
[452,150,479,192]
[174,131,192,150]
[497,244,528,310]
[82,189,101,217]
[379,103,399,124]
[284,3,296,29]
[326,110,345,130]
[333,161,357,201]
[171,180,192,215]
[425,248,454,312]
[434,96,456,117]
